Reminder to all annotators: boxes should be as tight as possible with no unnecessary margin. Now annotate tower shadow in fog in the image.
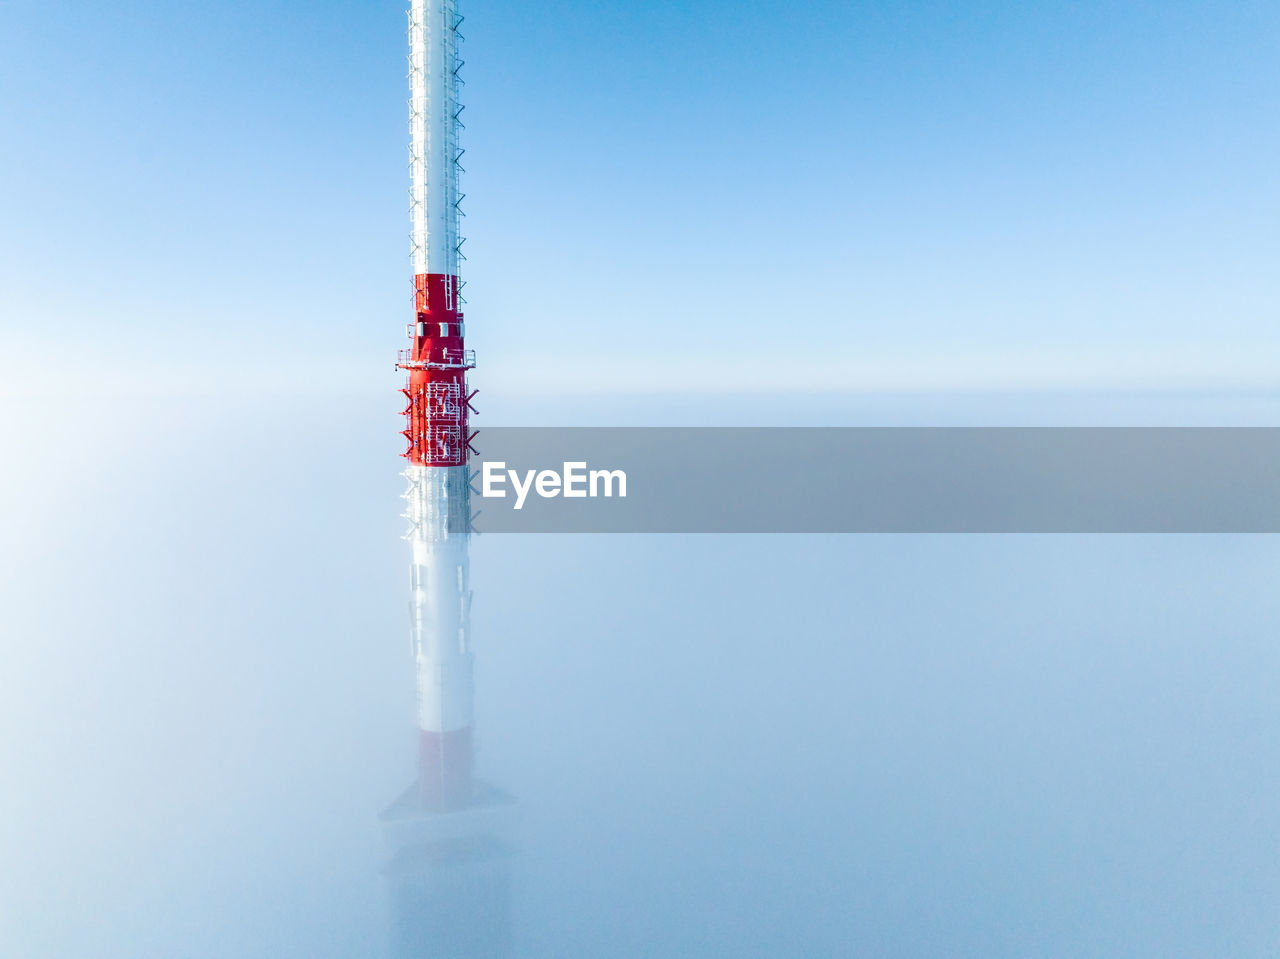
[381,781,516,959]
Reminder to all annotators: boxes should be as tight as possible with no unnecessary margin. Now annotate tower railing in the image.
[397,348,476,370]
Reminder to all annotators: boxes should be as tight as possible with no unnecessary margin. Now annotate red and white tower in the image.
[399,0,476,808]
[382,10,513,954]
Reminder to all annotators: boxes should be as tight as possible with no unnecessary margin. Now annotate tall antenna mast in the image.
[399,0,476,807]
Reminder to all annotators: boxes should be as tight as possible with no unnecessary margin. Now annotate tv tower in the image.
[398,0,477,808]
[382,5,512,957]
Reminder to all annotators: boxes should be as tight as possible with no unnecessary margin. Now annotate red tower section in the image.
[398,273,477,467]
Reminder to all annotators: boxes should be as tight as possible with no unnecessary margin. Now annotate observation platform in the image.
[397,348,477,372]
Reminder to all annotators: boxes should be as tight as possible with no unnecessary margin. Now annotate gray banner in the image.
[465,428,1280,532]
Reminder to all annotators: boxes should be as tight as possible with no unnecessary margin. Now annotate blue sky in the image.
[2,0,1279,394]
